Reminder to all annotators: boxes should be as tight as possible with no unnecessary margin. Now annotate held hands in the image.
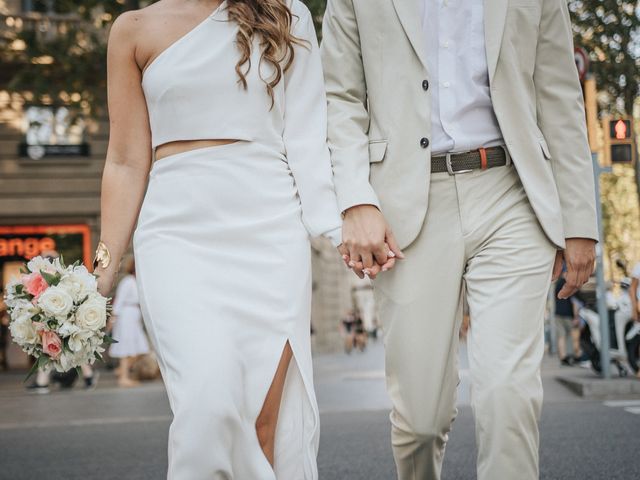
[337,205,404,279]
[553,238,596,299]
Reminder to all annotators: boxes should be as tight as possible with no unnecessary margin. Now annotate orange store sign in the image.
[0,225,91,265]
[0,236,56,258]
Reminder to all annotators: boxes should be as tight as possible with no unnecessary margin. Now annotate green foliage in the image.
[0,2,132,112]
[0,1,323,111]
[569,1,640,114]
[600,163,640,277]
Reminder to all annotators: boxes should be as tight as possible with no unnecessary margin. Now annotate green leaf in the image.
[103,334,118,345]
[40,270,60,287]
[24,361,40,384]
[24,355,50,384]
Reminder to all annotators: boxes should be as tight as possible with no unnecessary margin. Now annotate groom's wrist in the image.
[342,204,380,218]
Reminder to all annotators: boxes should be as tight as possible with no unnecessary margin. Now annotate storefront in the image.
[0,224,91,285]
[0,224,92,369]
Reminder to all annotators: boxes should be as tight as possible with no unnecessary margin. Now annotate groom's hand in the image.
[340,204,404,278]
[554,238,596,299]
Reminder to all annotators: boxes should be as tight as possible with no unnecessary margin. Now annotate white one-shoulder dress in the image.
[132,1,342,479]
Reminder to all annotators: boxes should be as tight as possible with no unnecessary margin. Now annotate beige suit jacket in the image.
[320,0,598,249]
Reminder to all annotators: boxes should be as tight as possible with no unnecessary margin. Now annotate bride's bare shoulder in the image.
[109,1,170,48]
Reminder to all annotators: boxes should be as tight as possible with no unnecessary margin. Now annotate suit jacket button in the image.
[422,80,429,91]
[420,137,430,149]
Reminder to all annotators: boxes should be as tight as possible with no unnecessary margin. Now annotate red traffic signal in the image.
[610,119,631,140]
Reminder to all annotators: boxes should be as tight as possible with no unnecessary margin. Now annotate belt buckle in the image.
[445,151,473,175]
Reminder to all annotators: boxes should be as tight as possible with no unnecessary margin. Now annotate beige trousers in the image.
[374,165,556,480]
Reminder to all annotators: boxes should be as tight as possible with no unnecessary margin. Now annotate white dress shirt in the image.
[422,0,504,155]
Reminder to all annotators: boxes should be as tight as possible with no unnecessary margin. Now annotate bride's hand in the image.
[94,268,116,297]
[338,243,396,279]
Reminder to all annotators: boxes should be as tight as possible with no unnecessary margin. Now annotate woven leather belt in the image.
[431,146,510,174]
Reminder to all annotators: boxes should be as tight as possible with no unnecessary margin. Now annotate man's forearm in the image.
[321,0,378,212]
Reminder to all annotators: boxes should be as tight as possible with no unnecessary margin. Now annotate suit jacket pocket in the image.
[369,141,388,163]
[539,138,552,160]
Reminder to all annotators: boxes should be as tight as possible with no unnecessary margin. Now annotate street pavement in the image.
[0,341,639,480]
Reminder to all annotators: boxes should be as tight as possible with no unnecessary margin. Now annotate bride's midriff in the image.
[155,139,240,161]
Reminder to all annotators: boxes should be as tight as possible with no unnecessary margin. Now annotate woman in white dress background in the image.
[91,0,363,478]
[109,258,150,388]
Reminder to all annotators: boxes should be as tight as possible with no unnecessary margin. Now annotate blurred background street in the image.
[1,342,639,480]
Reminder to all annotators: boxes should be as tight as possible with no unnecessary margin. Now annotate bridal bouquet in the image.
[3,255,115,379]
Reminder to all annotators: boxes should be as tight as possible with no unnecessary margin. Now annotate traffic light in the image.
[610,119,631,140]
[602,117,636,165]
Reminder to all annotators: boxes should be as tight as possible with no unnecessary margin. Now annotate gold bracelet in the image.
[92,241,112,270]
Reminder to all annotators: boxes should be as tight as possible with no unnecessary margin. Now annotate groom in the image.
[321,1,597,479]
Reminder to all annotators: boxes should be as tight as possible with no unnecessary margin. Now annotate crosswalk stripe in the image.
[603,400,640,408]
[624,407,640,415]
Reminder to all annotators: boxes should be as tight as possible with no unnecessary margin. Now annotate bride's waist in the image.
[148,140,288,179]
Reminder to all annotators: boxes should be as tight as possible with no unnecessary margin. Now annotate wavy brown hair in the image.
[225,0,306,104]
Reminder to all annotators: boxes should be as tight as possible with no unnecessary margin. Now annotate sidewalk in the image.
[554,363,640,398]
[3,341,634,404]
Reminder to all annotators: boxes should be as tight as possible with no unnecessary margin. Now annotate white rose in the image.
[52,257,69,274]
[27,256,57,274]
[56,350,83,372]
[10,299,37,322]
[60,266,97,301]
[68,330,93,353]
[37,285,74,321]
[75,294,107,332]
[58,321,81,338]
[9,317,40,346]
[4,278,23,308]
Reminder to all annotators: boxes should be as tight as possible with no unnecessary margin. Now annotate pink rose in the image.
[41,330,62,359]
[22,273,49,299]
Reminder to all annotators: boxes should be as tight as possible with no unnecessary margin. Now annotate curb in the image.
[556,375,640,398]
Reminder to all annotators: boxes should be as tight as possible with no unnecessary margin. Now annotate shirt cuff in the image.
[324,226,343,248]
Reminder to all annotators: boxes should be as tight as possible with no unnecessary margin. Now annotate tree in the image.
[0,0,324,113]
[0,1,147,113]
[569,0,640,114]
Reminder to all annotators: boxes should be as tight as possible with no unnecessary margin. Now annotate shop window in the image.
[19,106,89,159]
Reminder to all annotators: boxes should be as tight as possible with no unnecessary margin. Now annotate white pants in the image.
[374,165,556,480]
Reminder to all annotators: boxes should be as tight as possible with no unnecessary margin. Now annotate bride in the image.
[92,0,367,477]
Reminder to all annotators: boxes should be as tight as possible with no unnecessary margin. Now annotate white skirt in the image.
[109,306,150,358]
[133,141,318,480]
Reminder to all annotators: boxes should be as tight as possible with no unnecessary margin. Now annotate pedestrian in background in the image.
[351,275,378,338]
[341,309,366,354]
[554,271,580,365]
[109,258,149,388]
[627,262,640,378]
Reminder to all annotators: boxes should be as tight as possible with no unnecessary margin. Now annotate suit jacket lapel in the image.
[484,0,508,83]
[391,0,428,70]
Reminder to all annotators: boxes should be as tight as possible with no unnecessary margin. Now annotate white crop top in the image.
[141,0,342,246]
